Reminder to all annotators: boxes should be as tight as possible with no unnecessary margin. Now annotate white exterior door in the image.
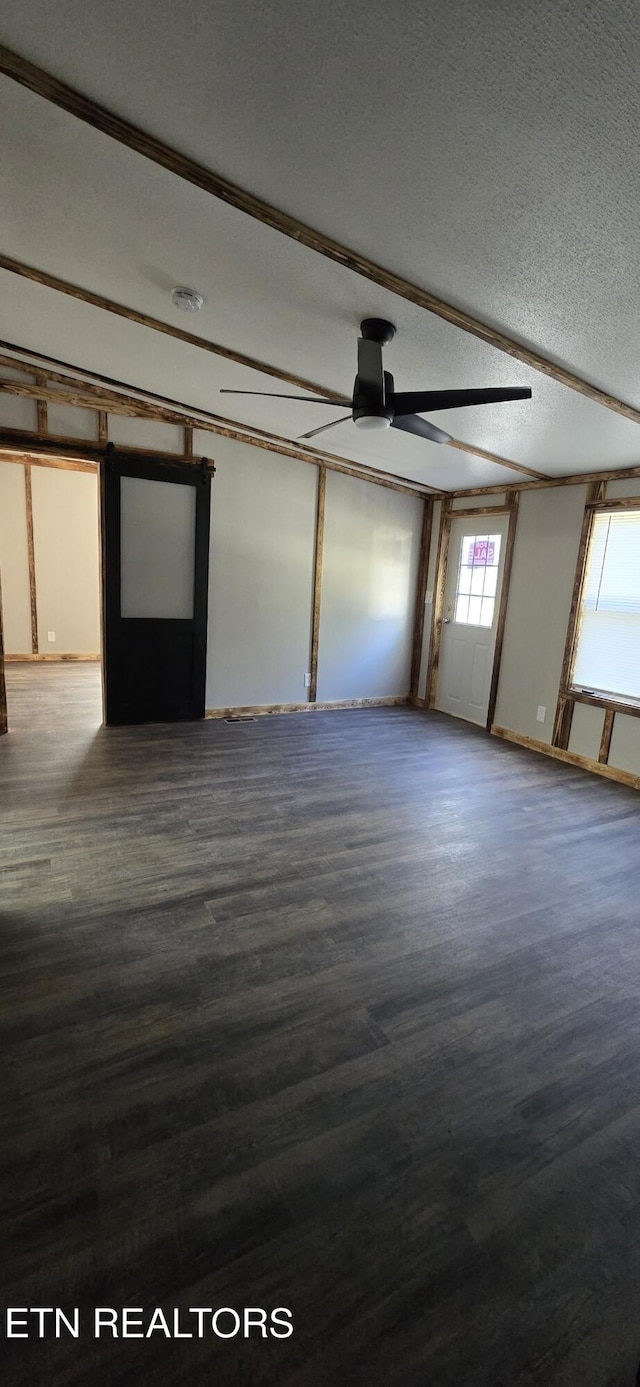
[435,514,510,726]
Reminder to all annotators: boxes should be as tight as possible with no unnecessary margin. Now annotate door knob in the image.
[443,617,451,623]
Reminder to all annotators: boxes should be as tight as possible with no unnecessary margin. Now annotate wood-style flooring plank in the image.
[2,663,640,1386]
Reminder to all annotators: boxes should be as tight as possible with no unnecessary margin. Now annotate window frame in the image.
[565,495,640,722]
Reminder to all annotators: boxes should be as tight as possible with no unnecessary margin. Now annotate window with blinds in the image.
[571,509,640,703]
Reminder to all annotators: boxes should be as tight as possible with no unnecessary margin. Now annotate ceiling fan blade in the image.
[299,414,353,440]
[391,386,532,416]
[220,390,350,405]
[391,414,452,446]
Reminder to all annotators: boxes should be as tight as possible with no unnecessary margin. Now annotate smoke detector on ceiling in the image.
[171,287,204,313]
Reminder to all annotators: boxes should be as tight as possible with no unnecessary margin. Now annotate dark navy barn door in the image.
[101,449,211,725]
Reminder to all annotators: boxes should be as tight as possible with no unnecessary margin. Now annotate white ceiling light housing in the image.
[354,414,391,431]
[172,287,204,313]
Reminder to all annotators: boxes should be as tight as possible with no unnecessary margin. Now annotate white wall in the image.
[203,436,317,708]
[567,702,603,761]
[493,485,587,742]
[109,416,184,454]
[0,462,32,651]
[0,395,37,431]
[609,714,640,776]
[316,470,422,702]
[48,402,99,441]
[200,436,423,709]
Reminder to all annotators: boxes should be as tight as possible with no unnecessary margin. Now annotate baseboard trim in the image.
[491,724,640,792]
[5,653,101,662]
[206,696,409,719]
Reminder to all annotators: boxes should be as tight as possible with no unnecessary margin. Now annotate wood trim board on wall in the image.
[567,687,640,721]
[485,493,519,731]
[599,708,615,765]
[552,481,602,749]
[587,495,640,511]
[23,462,38,653]
[1,447,99,474]
[409,498,434,700]
[452,464,640,500]
[35,372,48,433]
[5,653,101,661]
[206,697,409,718]
[424,497,453,707]
[491,724,640,793]
[309,466,326,703]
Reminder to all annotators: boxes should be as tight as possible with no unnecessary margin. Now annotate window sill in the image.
[567,686,640,720]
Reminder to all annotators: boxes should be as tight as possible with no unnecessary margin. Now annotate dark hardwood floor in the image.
[2,662,640,1386]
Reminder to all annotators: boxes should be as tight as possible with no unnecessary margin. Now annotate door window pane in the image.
[120,476,196,619]
[479,598,495,627]
[457,567,472,596]
[483,566,498,599]
[453,533,502,626]
[460,536,475,565]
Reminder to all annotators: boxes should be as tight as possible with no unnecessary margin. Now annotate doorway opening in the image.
[0,453,103,735]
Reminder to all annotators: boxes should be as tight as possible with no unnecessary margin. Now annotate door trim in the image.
[425,496,453,707]
[426,498,518,729]
[485,493,519,730]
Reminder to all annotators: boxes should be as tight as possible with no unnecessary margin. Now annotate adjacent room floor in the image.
[2,664,640,1386]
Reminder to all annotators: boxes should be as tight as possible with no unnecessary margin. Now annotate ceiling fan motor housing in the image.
[351,371,391,424]
[354,324,395,428]
[353,368,394,429]
[360,318,396,345]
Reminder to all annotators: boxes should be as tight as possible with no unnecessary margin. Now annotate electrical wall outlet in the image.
[304,673,312,688]
[47,631,56,643]
[536,705,546,723]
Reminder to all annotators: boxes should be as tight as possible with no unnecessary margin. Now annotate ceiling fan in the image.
[220,318,532,444]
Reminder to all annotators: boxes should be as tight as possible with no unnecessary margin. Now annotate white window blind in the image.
[572,509,640,702]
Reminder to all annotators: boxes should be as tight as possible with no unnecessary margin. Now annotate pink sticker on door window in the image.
[471,540,495,565]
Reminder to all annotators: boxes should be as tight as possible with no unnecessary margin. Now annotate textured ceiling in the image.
[1,1,640,489]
